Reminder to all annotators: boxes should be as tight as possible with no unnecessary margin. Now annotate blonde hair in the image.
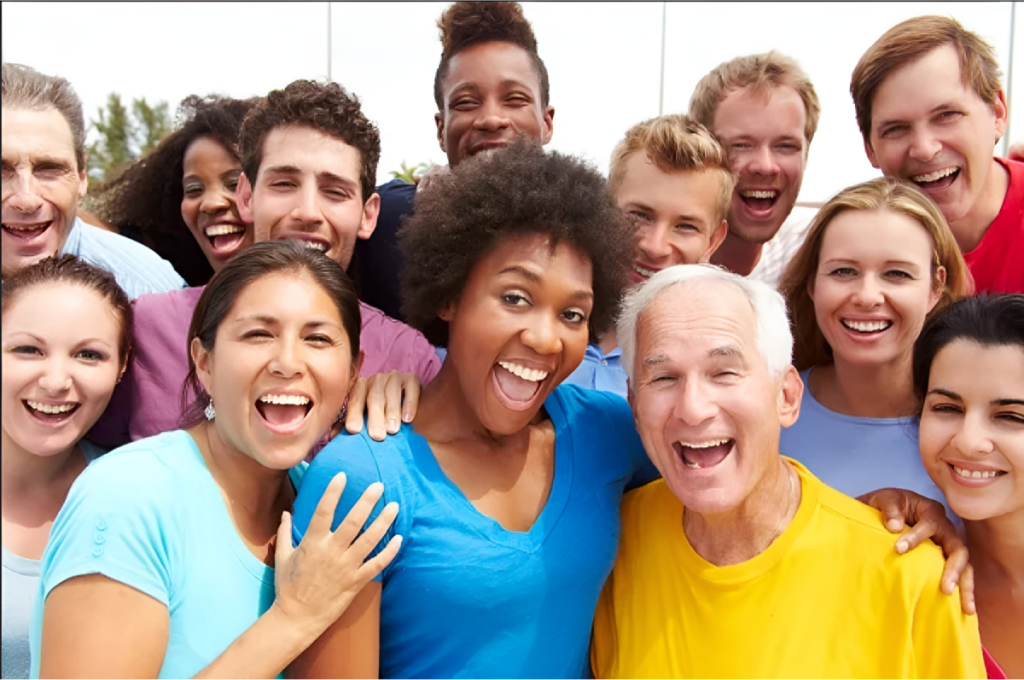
[689,51,821,146]
[779,177,972,371]
[608,114,736,224]
[851,15,1003,143]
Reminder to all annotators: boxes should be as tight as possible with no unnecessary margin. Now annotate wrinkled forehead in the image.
[0,105,77,159]
[638,280,758,354]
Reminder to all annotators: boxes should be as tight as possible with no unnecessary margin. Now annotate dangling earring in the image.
[334,398,349,423]
[204,399,216,421]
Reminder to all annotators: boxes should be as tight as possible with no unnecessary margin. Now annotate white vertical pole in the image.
[1004,1,1016,154]
[658,1,667,116]
[327,2,333,82]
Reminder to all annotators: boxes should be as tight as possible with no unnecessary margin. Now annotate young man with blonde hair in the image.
[564,114,732,397]
[689,51,820,287]
[851,15,1022,294]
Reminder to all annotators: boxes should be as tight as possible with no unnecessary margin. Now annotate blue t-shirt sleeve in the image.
[588,388,660,490]
[40,454,178,607]
[292,432,400,580]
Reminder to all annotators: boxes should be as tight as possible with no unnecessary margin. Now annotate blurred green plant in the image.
[389,160,434,185]
[87,93,171,184]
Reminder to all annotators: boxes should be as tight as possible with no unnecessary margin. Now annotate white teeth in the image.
[258,394,311,406]
[634,264,656,278]
[497,361,549,382]
[26,400,77,414]
[952,465,1001,480]
[680,439,731,449]
[302,241,327,252]
[842,319,891,333]
[741,190,777,199]
[3,222,49,231]
[205,224,245,237]
[912,167,957,183]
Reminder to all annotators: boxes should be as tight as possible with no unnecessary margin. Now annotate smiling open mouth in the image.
[3,221,53,240]
[255,394,312,433]
[492,361,549,410]
[673,439,734,469]
[911,167,959,191]
[740,190,778,212]
[24,399,80,422]
[204,224,247,253]
[841,319,892,334]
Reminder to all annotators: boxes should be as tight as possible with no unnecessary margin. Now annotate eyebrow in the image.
[820,257,922,269]
[928,389,1024,408]
[497,265,594,301]
[625,202,708,226]
[877,102,961,129]
[263,166,357,186]
[642,353,669,367]
[709,345,742,359]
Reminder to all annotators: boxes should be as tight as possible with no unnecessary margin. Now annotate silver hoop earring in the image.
[334,399,348,423]
[204,399,216,421]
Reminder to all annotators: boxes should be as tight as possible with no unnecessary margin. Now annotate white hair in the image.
[617,264,794,384]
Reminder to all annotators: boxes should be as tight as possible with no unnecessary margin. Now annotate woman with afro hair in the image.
[290,139,658,677]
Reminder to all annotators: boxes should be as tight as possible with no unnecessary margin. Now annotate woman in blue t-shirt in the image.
[778,178,970,505]
[2,256,130,680]
[290,141,658,678]
[32,241,401,678]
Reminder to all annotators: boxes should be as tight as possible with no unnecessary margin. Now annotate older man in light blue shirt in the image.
[3,63,183,297]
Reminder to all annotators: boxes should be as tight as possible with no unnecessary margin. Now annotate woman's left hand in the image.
[859,487,975,615]
[342,371,422,441]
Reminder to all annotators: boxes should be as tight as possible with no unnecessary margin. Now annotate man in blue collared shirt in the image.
[563,115,732,399]
[2,63,184,297]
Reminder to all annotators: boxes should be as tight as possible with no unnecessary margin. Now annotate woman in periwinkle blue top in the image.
[777,178,971,507]
[290,142,658,677]
[2,256,130,680]
[31,241,400,678]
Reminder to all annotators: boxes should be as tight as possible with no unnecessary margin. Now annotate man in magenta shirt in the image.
[92,80,440,446]
[851,15,1022,294]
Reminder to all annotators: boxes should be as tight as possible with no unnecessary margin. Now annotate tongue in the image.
[494,365,542,403]
[679,442,731,469]
[257,402,307,427]
[210,231,245,252]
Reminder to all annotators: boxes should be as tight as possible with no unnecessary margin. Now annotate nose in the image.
[852,274,885,307]
[950,412,995,457]
[289,184,322,227]
[471,99,511,133]
[520,311,564,356]
[748,145,780,176]
[200,187,231,214]
[3,169,45,213]
[908,127,942,163]
[38,357,73,394]
[636,223,671,262]
[268,337,304,379]
[674,378,718,427]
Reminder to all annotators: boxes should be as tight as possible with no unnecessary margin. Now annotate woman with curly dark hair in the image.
[290,140,658,677]
[91,95,258,285]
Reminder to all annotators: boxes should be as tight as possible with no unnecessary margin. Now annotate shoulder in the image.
[999,156,1024,187]
[72,430,201,500]
[549,383,632,425]
[74,223,185,296]
[133,286,203,318]
[357,302,439,378]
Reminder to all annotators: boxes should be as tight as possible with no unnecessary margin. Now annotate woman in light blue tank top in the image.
[31,242,400,678]
[2,256,131,680]
[778,178,970,505]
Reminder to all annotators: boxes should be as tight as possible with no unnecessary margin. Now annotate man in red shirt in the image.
[851,16,1022,294]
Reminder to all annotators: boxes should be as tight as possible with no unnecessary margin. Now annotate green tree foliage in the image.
[87,93,171,184]
[389,160,434,185]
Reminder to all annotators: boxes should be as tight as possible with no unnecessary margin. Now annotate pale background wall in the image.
[3,2,1020,203]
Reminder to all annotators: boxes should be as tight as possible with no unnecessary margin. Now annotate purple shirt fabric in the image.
[90,286,441,447]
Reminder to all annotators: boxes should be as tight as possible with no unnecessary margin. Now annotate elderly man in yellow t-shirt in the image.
[591,264,983,678]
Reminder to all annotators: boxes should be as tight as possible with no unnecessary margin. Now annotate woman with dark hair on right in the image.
[32,241,399,678]
[91,95,257,285]
[914,294,1024,679]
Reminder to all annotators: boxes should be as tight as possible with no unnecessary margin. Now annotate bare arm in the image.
[40,475,400,679]
[288,583,382,679]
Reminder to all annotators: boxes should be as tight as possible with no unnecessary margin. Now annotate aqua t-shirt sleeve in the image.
[39,452,179,607]
[588,388,659,490]
[292,431,403,581]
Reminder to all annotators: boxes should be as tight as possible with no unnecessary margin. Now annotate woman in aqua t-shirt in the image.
[2,256,130,680]
[32,241,400,678]
[778,178,970,505]
[290,141,658,677]
[915,294,1024,679]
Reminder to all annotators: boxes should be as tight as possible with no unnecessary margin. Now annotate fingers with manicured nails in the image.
[383,374,405,435]
[401,374,420,424]
[344,377,368,435]
[365,374,390,442]
[308,473,348,537]
[331,482,385,546]
[276,510,295,563]
[957,563,976,616]
[361,534,403,581]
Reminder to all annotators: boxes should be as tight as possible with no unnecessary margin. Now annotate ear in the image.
[992,89,1008,144]
[778,365,803,429]
[357,192,380,240]
[540,105,555,145]
[191,336,214,397]
[863,138,880,170]
[435,112,447,153]
[702,218,729,262]
[76,166,88,202]
[349,350,366,390]
[237,171,255,224]
[928,265,947,313]
[438,298,457,323]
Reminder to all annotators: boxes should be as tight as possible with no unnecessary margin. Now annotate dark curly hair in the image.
[239,80,380,206]
[433,2,550,110]
[400,139,631,347]
[90,95,258,286]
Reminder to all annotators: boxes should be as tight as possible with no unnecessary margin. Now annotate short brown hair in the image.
[851,16,1003,143]
[689,51,821,146]
[608,114,736,224]
[433,2,549,110]
[2,255,133,369]
[239,80,380,205]
[2,62,87,171]
[779,177,972,371]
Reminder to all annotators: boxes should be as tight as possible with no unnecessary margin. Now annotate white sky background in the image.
[2,2,1021,204]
